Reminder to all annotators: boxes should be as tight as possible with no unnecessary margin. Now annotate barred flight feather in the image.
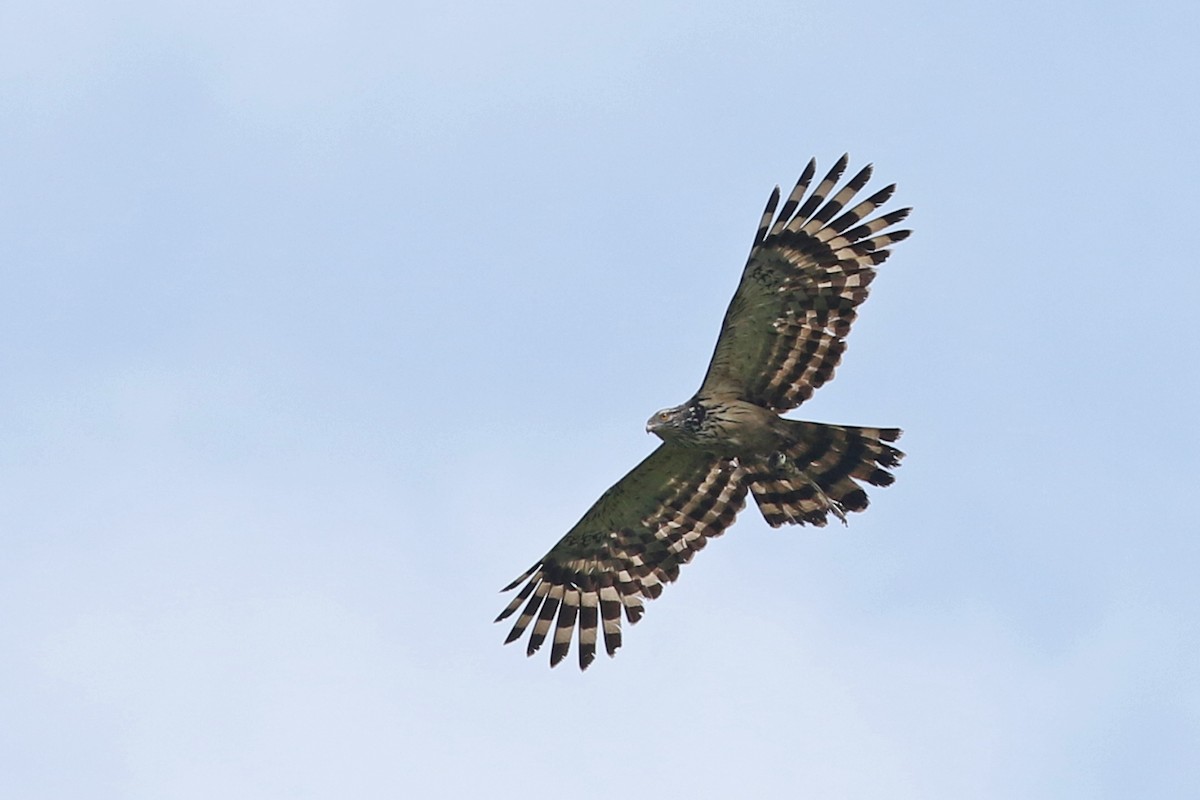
[496,446,748,669]
[753,187,781,247]
[700,154,911,413]
[787,154,849,230]
[767,159,817,238]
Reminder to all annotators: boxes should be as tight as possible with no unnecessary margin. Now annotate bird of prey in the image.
[497,155,911,670]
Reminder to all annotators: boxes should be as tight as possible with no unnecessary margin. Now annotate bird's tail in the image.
[749,421,903,527]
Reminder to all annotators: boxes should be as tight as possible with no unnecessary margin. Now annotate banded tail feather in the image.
[749,422,903,528]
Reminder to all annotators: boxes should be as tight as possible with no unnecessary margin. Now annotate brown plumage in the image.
[497,155,911,669]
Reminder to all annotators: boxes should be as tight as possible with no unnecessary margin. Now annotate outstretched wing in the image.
[497,444,748,670]
[698,155,911,411]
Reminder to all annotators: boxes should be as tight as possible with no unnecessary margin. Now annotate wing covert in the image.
[699,155,911,412]
[496,444,748,670]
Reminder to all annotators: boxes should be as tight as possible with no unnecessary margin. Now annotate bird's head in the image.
[646,406,682,440]
[646,401,706,443]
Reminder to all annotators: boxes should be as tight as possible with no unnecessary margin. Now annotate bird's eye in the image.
[659,412,670,421]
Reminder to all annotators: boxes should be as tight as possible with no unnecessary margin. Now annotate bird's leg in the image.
[795,469,848,524]
[811,474,848,525]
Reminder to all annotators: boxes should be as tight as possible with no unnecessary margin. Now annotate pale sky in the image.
[3,2,1199,798]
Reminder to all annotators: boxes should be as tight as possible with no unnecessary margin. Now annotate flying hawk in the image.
[497,155,911,669]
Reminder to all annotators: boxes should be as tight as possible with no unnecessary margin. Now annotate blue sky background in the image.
[3,2,1199,797]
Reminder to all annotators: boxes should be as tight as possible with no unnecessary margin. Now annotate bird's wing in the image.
[698,155,911,411]
[497,444,748,670]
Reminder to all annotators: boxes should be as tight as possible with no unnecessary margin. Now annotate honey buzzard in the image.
[497,155,911,669]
